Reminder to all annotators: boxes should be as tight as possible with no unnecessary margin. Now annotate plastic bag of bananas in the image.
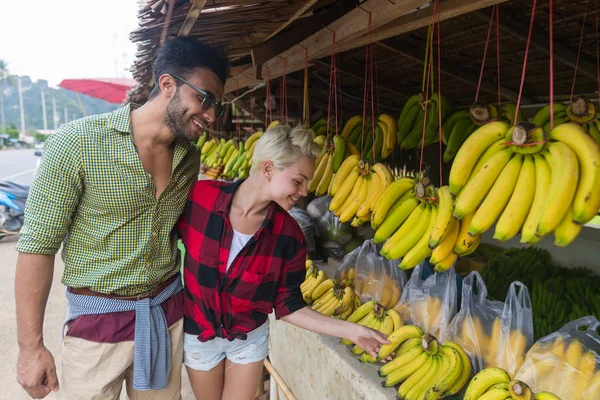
[349,239,406,310]
[447,271,533,376]
[395,264,458,343]
[514,316,600,400]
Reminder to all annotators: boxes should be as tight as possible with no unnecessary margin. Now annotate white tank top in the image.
[226,229,253,271]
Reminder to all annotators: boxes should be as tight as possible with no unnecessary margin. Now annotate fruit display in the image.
[475,245,600,340]
[377,325,472,399]
[448,120,600,247]
[396,92,452,149]
[514,317,600,400]
[339,300,403,362]
[464,367,561,400]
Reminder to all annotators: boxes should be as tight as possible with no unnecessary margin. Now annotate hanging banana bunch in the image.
[397,92,453,150]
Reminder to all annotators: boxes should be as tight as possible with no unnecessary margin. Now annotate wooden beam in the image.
[227,0,431,94]
[178,0,208,37]
[378,39,534,103]
[250,0,356,67]
[330,0,511,56]
[264,0,320,42]
[225,94,266,125]
[473,9,598,81]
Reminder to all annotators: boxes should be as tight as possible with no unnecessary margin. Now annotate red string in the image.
[436,0,443,188]
[326,31,338,138]
[496,5,501,107]
[570,0,589,103]
[280,58,288,124]
[475,5,496,104]
[419,0,438,175]
[513,0,537,126]
[302,46,311,126]
[368,13,376,165]
[361,30,369,159]
[249,77,254,131]
[506,140,548,146]
[265,67,272,126]
[596,0,599,107]
[549,0,554,130]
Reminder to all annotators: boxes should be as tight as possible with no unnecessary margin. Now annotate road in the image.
[0,149,196,399]
[0,149,39,185]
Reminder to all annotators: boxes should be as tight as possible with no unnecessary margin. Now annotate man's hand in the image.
[17,346,59,399]
[350,325,390,358]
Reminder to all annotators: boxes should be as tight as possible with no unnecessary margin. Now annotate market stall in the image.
[131,1,600,399]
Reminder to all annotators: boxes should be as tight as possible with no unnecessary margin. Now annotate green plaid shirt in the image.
[16,104,200,295]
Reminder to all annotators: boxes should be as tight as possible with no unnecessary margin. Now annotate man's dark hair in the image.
[148,37,228,99]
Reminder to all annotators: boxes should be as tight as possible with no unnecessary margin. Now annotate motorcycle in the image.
[0,180,29,241]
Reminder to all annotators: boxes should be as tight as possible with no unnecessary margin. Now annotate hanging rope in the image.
[570,0,590,102]
[265,67,272,127]
[549,0,555,130]
[368,11,377,166]
[236,80,241,140]
[475,5,496,104]
[249,76,254,132]
[301,45,311,126]
[513,0,537,126]
[358,6,376,164]
[436,0,443,188]
[280,57,288,124]
[496,6,501,107]
[326,28,339,139]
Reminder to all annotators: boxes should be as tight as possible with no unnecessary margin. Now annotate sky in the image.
[2,0,141,88]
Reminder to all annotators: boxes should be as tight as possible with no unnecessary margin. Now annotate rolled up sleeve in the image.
[273,238,308,319]
[16,123,83,255]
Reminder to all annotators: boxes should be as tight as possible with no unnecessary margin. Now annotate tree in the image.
[0,59,8,136]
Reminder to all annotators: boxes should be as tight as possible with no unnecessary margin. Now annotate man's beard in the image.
[164,91,191,141]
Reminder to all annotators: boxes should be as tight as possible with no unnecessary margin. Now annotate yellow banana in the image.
[315,155,333,197]
[371,177,416,228]
[399,205,439,270]
[494,155,536,241]
[554,206,582,247]
[341,115,362,139]
[313,134,326,147]
[454,149,513,219]
[347,300,376,323]
[405,355,442,400]
[396,353,436,399]
[244,131,263,151]
[444,341,472,396]
[307,152,330,193]
[450,121,510,195]
[377,324,423,360]
[329,155,360,197]
[330,165,361,211]
[424,345,464,400]
[429,186,454,248]
[373,193,419,244]
[464,368,511,400]
[537,141,579,236]
[550,123,600,224]
[311,278,336,301]
[430,218,459,264]
[356,172,381,218]
[379,113,398,158]
[379,341,424,377]
[381,204,430,260]
[339,175,368,222]
[369,163,395,210]
[465,138,510,186]
[454,211,481,256]
[386,309,403,331]
[469,153,523,236]
[382,351,430,387]
[335,173,365,217]
[521,153,552,243]
[434,252,458,272]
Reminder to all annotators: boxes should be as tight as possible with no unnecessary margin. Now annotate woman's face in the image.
[266,155,315,211]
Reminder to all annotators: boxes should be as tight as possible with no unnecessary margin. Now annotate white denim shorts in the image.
[183,320,270,371]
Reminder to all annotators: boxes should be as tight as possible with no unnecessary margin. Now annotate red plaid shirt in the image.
[177,179,307,342]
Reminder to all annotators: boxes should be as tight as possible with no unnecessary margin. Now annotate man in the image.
[15,37,228,399]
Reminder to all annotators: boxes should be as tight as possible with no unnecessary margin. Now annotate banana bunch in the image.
[465,368,560,400]
[337,266,355,288]
[441,110,478,162]
[532,103,569,132]
[455,316,528,375]
[397,92,452,149]
[301,264,328,304]
[377,326,471,400]
[354,272,402,310]
[340,300,403,361]
[499,103,527,126]
[311,284,358,320]
[449,121,600,247]
[517,336,598,400]
[201,138,238,179]
[311,118,336,137]
[339,115,397,163]
[327,158,394,225]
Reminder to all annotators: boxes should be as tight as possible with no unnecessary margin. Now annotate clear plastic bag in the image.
[396,263,458,342]
[335,239,406,309]
[515,316,600,400]
[446,271,533,376]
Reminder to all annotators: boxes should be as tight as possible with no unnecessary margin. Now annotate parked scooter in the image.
[0,181,29,241]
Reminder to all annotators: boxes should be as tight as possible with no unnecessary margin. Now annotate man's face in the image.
[164,68,225,141]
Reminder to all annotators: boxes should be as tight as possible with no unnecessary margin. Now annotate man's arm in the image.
[15,253,59,398]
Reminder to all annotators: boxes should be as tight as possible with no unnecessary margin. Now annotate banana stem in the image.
[470,103,491,123]
[570,97,591,117]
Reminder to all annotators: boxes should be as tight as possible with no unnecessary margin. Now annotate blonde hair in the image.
[250,124,321,175]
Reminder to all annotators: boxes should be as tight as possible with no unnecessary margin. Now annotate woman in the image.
[177,125,388,400]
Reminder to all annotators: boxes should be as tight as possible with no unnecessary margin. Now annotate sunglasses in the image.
[172,75,225,118]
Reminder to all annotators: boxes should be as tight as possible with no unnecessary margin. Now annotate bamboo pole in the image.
[263,358,296,400]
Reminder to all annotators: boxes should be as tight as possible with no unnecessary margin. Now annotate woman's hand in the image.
[349,324,390,358]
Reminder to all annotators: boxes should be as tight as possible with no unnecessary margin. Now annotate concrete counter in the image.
[268,316,397,400]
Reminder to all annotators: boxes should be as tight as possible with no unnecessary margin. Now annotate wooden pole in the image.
[263,358,296,400]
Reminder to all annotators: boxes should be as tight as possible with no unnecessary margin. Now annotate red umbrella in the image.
[58,78,137,104]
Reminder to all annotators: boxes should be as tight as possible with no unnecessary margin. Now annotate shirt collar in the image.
[213,179,276,233]
[107,103,139,134]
